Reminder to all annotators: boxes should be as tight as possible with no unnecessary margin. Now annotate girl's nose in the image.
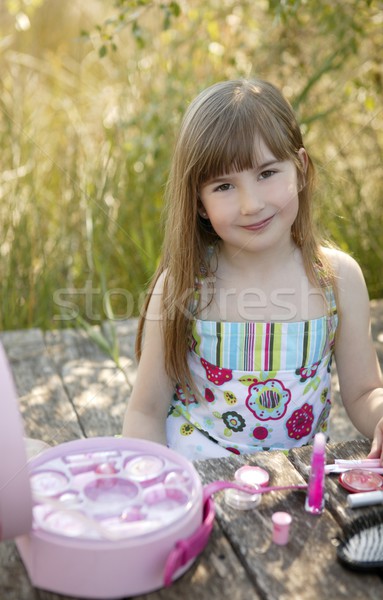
[239,188,265,215]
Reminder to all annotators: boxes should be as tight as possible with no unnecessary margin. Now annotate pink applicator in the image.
[305,433,326,515]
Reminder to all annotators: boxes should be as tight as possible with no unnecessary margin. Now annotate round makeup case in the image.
[0,343,250,599]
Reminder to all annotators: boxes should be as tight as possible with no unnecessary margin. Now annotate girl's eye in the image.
[259,170,276,180]
[214,182,233,192]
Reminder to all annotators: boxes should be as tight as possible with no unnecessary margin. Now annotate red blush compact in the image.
[338,469,383,493]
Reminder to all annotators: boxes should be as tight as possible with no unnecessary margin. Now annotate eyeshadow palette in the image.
[30,448,196,542]
[15,437,205,598]
[0,343,212,598]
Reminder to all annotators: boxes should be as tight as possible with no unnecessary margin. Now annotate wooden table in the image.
[1,437,382,600]
[1,311,383,599]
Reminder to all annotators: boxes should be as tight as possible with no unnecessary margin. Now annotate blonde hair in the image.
[136,79,334,392]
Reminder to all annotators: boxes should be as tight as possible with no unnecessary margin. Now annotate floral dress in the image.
[166,288,338,461]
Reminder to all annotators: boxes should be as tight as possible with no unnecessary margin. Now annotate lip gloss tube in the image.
[335,458,382,468]
[347,490,383,508]
[325,464,383,474]
[305,433,326,515]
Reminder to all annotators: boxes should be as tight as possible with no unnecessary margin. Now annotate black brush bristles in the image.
[337,510,383,572]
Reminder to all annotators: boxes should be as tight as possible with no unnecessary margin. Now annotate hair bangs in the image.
[194,94,298,189]
[197,118,260,186]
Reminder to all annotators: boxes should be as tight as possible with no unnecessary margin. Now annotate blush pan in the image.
[338,469,383,493]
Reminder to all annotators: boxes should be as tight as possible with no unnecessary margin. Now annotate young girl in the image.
[123,78,383,461]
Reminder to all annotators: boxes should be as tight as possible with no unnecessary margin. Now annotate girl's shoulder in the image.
[321,246,364,281]
[321,247,369,311]
[150,268,169,296]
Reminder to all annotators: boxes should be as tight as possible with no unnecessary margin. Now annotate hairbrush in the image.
[337,511,383,572]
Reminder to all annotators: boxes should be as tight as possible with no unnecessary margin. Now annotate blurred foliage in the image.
[0,0,382,330]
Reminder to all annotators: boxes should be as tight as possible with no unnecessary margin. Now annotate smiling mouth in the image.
[242,216,274,231]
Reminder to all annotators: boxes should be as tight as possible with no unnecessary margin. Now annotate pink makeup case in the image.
[0,343,248,599]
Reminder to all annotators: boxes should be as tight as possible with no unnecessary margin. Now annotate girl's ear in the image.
[298,147,308,173]
[297,148,308,193]
[197,203,209,219]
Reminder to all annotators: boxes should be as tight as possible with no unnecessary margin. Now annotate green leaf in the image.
[98,45,108,58]
[169,2,181,17]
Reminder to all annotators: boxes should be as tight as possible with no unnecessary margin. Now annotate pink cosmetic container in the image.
[234,465,270,488]
[338,469,383,494]
[272,511,292,545]
[0,343,256,598]
[224,465,270,510]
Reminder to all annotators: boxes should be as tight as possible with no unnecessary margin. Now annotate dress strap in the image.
[324,286,337,316]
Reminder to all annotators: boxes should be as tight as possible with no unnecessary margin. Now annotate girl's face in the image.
[199,140,307,258]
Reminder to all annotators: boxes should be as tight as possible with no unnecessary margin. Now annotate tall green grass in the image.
[0,0,382,331]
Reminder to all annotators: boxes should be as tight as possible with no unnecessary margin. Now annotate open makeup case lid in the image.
[0,343,33,540]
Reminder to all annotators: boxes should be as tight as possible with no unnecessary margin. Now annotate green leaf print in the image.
[212,411,222,419]
[172,406,183,417]
[224,428,232,437]
[193,327,202,355]
[224,391,237,405]
[259,370,277,381]
[239,375,258,387]
[238,371,277,387]
[303,375,321,394]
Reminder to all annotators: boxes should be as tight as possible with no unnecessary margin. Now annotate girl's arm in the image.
[332,250,383,460]
[122,272,174,446]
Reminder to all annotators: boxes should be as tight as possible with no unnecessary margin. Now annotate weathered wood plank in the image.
[134,523,260,600]
[195,450,383,600]
[45,327,134,438]
[44,327,109,365]
[58,358,132,437]
[0,329,82,444]
[0,541,41,600]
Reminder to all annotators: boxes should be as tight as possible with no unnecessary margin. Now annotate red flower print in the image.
[246,379,291,421]
[286,403,314,440]
[204,387,215,402]
[295,361,320,383]
[225,447,241,455]
[253,426,269,441]
[201,358,232,386]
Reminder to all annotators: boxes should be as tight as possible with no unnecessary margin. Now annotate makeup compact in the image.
[234,465,270,488]
[338,469,383,494]
[0,343,257,598]
[224,465,270,510]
